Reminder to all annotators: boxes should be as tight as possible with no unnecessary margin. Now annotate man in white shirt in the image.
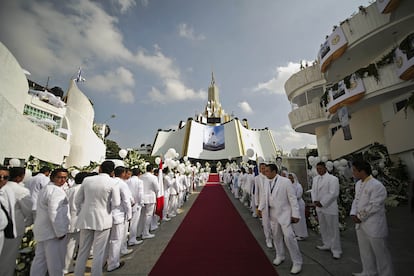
[30,168,70,276]
[138,164,159,239]
[311,161,342,259]
[259,164,302,274]
[350,160,394,276]
[26,166,50,217]
[254,163,273,248]
[0,167,16,254]
[106,166,133,272]
[0,167,32,276]
[126,168,144,246]
[74,161,120,276]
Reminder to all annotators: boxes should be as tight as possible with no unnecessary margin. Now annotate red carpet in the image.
[149,175,278,276]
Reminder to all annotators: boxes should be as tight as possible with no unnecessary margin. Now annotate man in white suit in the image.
[0,167,33,276]
[74,161,121,276]
[126,167,144,246]
[311,161,342,259]
[0,167,16,255]
[138,164,159,239]
[259,163,302,274]
[26,166,50,217]
[254,163,273,248]
[30,168,70,276]
[106,166,133,272]
[350,160,394,276]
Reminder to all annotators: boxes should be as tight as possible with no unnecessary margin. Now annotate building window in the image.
[331,125,342,137]
[394,99,408,113]
[23,105,62,134]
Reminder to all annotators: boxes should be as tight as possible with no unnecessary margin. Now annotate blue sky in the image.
[0,0,371,154]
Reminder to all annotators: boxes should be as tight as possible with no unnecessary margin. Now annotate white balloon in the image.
[333,160,340,169]
[340,159,348,166]
[183,156,188,162]
[242,155,249,162]
[118,149,128,159]
[155,157,161,165]
[71,169,80,178]
[314,156,321,164]
[372,169,378,176]
[308,156,315,164]
[9,158,21,167]
[321,156,328,163]
[246,148,254,158]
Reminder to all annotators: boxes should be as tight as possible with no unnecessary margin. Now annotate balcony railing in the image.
[288,101,326,131]
[284,64,325,101]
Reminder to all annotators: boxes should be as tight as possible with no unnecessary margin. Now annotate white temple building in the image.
[151,73,279,161]
[0,42,106,167]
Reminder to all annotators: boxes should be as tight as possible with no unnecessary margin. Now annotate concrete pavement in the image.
[94,182,413,275]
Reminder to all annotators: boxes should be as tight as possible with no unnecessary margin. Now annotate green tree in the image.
[105,139,121,159]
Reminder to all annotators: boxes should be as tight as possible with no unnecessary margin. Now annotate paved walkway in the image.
[102,182,414,276]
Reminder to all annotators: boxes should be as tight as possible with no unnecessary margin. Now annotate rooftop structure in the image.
[151,74,279,161]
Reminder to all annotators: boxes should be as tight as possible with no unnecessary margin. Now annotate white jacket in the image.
[33,183,69,241]
[311,172,339,215]
[4,181,32,236]
[139,172,159,204]
[259,176,300,226]
[350,176,388,238]
[75,173,120,231]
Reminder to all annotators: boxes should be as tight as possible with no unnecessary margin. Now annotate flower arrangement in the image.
[306,143,408,233]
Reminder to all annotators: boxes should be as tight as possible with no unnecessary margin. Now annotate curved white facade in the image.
[0,42,105,167]
[284,1,414,181]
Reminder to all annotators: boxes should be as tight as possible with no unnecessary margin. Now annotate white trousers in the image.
[128,206,142,243]
[107,223,124,271]
[74,228,110,276]
[356,227,394,276]
[292,201,308,238]
[168,195,178,216]
[30,237,68,276]
[163,191,170,219]
[262,209,272,243]
[317,211,342,255]
[138,203,155,236]
[0,234,23,276]
[271,219,303,265]
[64,232,80,272]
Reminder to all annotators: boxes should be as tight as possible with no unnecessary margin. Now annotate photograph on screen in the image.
[203,125,225,151]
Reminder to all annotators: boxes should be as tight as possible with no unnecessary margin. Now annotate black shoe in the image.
[107,261,125,272]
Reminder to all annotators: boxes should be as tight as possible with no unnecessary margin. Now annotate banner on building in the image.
[338,106,352,140]
[203,125,225,151]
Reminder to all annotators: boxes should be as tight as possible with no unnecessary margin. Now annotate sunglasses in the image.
[0,175,9,180]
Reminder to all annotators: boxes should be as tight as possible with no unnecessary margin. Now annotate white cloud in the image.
[114,0,137,13]
[134,46,180,79]
[87,67,136,103]
[178,23,206,41]
[148,79,206,104]
[271,125,316,154]
[238,101,253,114]
[253,62,301,94]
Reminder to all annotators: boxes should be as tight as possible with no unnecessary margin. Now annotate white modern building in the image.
[151,74,279,161]
[284,0,414,181]
[0,42,106,167]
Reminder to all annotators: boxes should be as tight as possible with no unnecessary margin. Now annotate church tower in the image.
[204,73,229,124]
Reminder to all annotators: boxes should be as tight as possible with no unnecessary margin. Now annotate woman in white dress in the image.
[288,173,308,240]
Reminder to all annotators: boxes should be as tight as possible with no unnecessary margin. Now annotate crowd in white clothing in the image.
[0,161,209,276]
[220,159,394,276]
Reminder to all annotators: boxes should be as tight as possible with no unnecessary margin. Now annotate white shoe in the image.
[290,264,302,274]
[142,233,155,239]
[121,249,133,256]
[163,217,171,221]
[266,240,273,248]
[316,245,330,251]
[128,239,143,246]
[272,256,285,266]
[332,252,341,259]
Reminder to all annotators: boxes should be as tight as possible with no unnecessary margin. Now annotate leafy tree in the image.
[105,139,121,159]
